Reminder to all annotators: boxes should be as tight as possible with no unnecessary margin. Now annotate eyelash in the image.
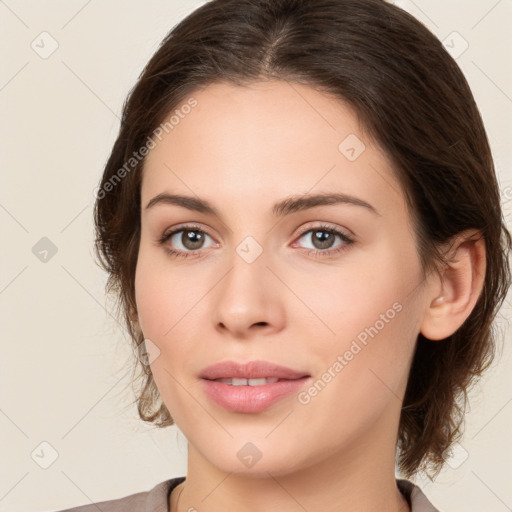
[157,223,355,260]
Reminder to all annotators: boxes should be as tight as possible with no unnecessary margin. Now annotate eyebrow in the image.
[144,191,380,217]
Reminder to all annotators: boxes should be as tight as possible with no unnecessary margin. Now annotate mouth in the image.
[210,377,283,386]
[199,360,310,381]
[199,360,311,413]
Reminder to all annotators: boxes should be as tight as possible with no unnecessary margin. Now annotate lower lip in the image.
[201,377,311,413]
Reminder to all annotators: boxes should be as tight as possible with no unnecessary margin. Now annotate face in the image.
[135,80,429,477]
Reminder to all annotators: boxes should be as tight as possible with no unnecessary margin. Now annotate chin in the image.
[194,436,309,478]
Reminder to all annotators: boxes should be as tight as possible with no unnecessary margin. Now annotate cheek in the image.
[314,264,421,415]
[134,260,170,338]
[300,246,418,343]
[295,302,419,454]
[134,252,199,417]
[134,242,200,338]
[304,246,421,400]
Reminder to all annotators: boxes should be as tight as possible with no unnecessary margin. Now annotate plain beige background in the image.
[1,1,511,511]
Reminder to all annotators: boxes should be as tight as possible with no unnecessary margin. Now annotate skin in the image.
[134,80,486,512]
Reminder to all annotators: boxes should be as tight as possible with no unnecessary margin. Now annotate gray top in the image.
[51,476,440,512]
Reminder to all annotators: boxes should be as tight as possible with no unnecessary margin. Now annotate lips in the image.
[199,360,310,381]
[199,360,311,412]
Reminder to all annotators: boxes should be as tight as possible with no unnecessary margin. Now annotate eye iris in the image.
[183,229,204,250]
[312,230,335,250]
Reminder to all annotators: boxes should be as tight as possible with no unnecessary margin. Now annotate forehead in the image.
[141,80,405,219]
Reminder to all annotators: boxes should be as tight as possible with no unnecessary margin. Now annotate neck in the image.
[170,415,411,512]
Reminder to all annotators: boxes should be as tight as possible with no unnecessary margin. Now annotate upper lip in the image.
[200,360,310,380]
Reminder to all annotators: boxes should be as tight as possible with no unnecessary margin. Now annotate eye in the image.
[158,223,354,260]
[158,224,217,258]
[293,224,354,257]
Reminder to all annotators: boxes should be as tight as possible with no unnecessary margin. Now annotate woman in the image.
[57,0,511,510]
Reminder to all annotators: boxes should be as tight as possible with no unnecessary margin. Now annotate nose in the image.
[212,243,286,339]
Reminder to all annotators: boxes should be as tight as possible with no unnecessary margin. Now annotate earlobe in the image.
[420,230,486,341]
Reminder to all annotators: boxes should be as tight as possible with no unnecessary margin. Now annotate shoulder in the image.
[397,479,441,512]
[50,476,185,512]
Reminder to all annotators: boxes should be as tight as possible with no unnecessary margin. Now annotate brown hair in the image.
[94,0,511,478]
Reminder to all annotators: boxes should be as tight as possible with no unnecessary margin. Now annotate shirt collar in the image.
[145,476,440,512]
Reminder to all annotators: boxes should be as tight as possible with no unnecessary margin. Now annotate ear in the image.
[420,229,486,341]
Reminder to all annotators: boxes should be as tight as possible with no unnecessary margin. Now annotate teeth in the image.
[215,377,280,386]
